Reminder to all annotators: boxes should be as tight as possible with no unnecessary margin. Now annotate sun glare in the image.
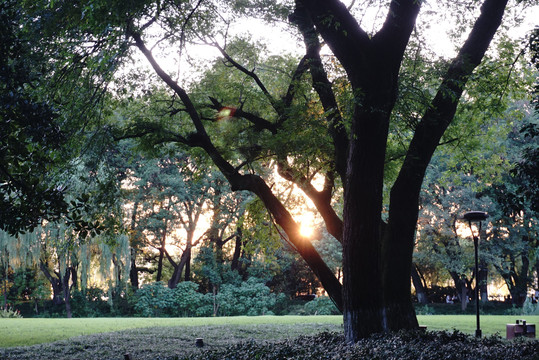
[297,212,316,238]
[299,222,314,238]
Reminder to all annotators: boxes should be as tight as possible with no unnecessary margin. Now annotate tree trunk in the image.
[156,247,164,282]
[2,266,7,308]
[129,202,140,290]
[411,265,428,305]
[62,267,73,318]
[231,228,242,272]
[129,248,139,290]
[167,245,191,289]
[479,264,488,303]
[39,262,64,306]
[184,251,191,282]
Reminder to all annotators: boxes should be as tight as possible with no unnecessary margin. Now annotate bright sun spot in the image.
[297,213,316,238]
[299,223,314,238]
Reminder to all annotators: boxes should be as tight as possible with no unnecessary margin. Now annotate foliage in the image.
[520,297,539,316]
[0,0,67,234]
[216,277,277,316]
[303,296,340,316]
[132,278,281,317]
[0,305,22,318]
[70,288,114,318]
[133,282,177,317]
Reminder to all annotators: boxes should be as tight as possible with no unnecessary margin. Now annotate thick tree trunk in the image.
[449,273,470,311]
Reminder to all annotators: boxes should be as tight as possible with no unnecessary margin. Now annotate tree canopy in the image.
[2,0,538,341]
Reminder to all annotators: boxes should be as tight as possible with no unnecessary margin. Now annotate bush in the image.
[0,304,22,318]
[70,288,112,317]
[134,281,212,317]
[520,297,539,315]
[415,304,435,315]
[134,282,176,317]
[303,296,340,315]
[216,278,277,316]
[172,281,206,317]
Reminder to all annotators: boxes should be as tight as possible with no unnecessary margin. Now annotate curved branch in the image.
[277,161,343,243]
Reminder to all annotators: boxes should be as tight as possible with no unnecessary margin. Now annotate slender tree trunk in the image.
[129,202,140,290]
[411,265,428,305]
[231,228,242,272]
[184,252,191,282]
[479,264,488,303]
[62,267,73,318]
[156,247,164,282]
[129,248,139,290]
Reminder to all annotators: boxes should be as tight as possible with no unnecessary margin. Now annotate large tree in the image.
[22,0,531,341]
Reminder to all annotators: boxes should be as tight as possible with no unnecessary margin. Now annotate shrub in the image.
[134,282,175,317]
[303,296,340,315]
[520,297,539,315]
[172,281,206,317]
[70,288,112,317]
[216,277,277,316]
[0,304,22,318]
[415,304,435,315]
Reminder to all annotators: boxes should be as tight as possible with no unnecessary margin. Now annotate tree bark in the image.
[129,201,140,290]
[129,248,139,290]
[411,265,428,305]
[62,267,73,318]
[479,264,488,303]
[39,262,64,306]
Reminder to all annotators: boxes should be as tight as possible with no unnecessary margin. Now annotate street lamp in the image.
[462,211,488,338]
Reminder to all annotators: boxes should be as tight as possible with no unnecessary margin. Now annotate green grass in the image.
[1,315,538,348]
[1,316,538,360]
[417,315,539,336]
[0,315,342,348]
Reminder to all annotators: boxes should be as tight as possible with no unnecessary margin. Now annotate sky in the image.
[140,1,539,84]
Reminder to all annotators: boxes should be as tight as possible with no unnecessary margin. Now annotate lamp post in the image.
[462,211,488,338]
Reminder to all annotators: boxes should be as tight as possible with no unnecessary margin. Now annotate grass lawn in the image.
[0,315,342,348]
[1,315,538,360]
[417,315,539,336]
[1,315,538,348]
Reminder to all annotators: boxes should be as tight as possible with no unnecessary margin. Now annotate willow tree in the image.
[24,0,531,340]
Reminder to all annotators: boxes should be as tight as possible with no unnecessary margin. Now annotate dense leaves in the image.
[0,0,67,234]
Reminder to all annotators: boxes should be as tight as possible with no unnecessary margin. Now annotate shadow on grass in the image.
[1,324,538,360]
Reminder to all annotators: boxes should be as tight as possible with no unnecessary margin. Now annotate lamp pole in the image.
[462,211,488,338]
